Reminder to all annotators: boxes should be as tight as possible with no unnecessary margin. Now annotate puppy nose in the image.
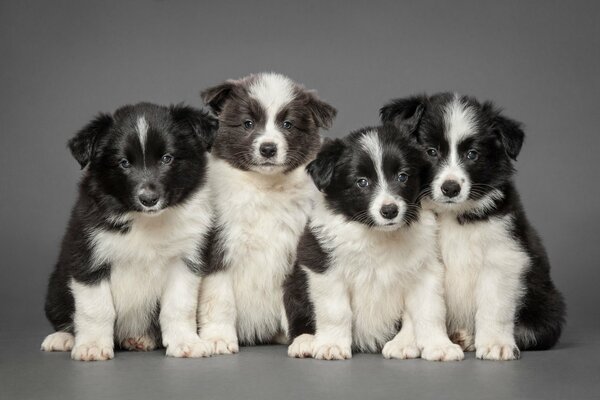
[259,142,277,158]
[138,191,159,207]
[380,204,399,220]
[441,180,461,198]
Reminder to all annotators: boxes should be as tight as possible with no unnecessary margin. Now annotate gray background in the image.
[1,1,599,399]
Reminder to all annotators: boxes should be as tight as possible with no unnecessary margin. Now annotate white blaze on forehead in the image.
[248,73,295,116]
[444,96,477,164]
[136,116,149,154]
[359,130,386,190]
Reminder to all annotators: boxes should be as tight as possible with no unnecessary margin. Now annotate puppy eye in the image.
[161,154,173,164]
[396,173,409,183]
[426,148,438,157]
[244,120,254,129]
[356,178,370,188]
[119,159,131,169]
[282,121,292,129]
[466,149,479,160]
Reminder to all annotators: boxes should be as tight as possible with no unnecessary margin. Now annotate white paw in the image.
[71,341,114,361]
[313,342,352,361]
[288,334,315,358]
[476,342,520,360]
[120,335,157,352]
[41,332,74,352]
[382,340,420,360]
[449,329,475,351]
[165,337,213,358]
[201,337,239,355]
[421,342,464,361]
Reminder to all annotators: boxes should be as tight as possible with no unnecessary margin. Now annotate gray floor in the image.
[2,328,599,400]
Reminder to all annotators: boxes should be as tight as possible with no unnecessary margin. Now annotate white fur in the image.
[431,97,478,203]
[41,331,75,352]
[248,73,295,170]
[435,210,529,360]
[199,156,316,349]
[136,116,149,155]
[298,196,462,361]
[64,187,212,360]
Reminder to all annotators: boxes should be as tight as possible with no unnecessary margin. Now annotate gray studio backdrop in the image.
[1,0,598,339]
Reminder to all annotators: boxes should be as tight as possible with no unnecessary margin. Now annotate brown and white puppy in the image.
[198,73,336,354]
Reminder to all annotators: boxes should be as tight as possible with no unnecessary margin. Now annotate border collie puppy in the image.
[284,125,464,361]
[381,93,566,360]
[41,103,218,360]
[198,73,337,353]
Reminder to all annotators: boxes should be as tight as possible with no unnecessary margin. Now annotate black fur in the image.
[381,93,566,351]
[44,102,217,336]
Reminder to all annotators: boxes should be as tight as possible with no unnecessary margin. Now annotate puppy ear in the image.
[305,91,337,129]
[170,104,219,151]
[200,81,237,115]
[306,138,345,191]
[68,113,113,169]
[483,102,525,160]
[380,96,426,136]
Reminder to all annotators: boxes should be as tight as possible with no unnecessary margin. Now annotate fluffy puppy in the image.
[381,93,566,360]
[284,124,464,361]
[198,73,336,353]
[42,103,218,360]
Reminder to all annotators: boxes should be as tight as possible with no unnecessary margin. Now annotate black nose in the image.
[380,204,399,220]
[138,192,159,207]
[259,142,277,158]
[441,180,461,198]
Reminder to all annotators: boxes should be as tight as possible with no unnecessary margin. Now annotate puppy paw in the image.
[476,342,520,361]
[201,337,239,355]
[313,342,352,361]
[41,332,74,352]
[449,329,475,351]
[421,342,464,361]
[71,341,114,361]
[120,335,157,352]
[165,337,213,358]
[288,334,315,358]
[382,340,420,360]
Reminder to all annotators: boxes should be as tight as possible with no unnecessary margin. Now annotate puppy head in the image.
[201,72,337,174]
[69,103,218,214]
[381,93,524,210]
[307,125,426,230]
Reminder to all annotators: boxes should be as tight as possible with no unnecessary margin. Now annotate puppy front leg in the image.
[475,251,525,361]
[406,260,464,361]
[382,314,420,359]
[309,269,352,360]
[161,260,212,358]
[198,271,239,354]
[70,279,116,361]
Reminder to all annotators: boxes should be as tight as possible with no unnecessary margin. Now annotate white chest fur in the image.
[208,157,316,343]
[311,203,439,351]
[438,213,529,336]
[88,188,211,340]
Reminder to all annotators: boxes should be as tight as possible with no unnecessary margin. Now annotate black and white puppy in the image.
[284,125,464,361]
[198,73,337,353]
[42,103,218,360]
[381,93,566,360]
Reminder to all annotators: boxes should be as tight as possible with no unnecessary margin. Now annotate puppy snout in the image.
[259,142,277,158]
[138,190,160,207]
[380,203,399,220]
[441,180,461,198]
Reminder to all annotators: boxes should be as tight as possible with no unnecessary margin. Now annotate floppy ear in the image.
[306,138,345,191]
[200,81,237,115]
[379,95,426,136]
[305,91,337,129]
[170,104,219,151]
[483,102,525,160]
[68,113,113,169]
